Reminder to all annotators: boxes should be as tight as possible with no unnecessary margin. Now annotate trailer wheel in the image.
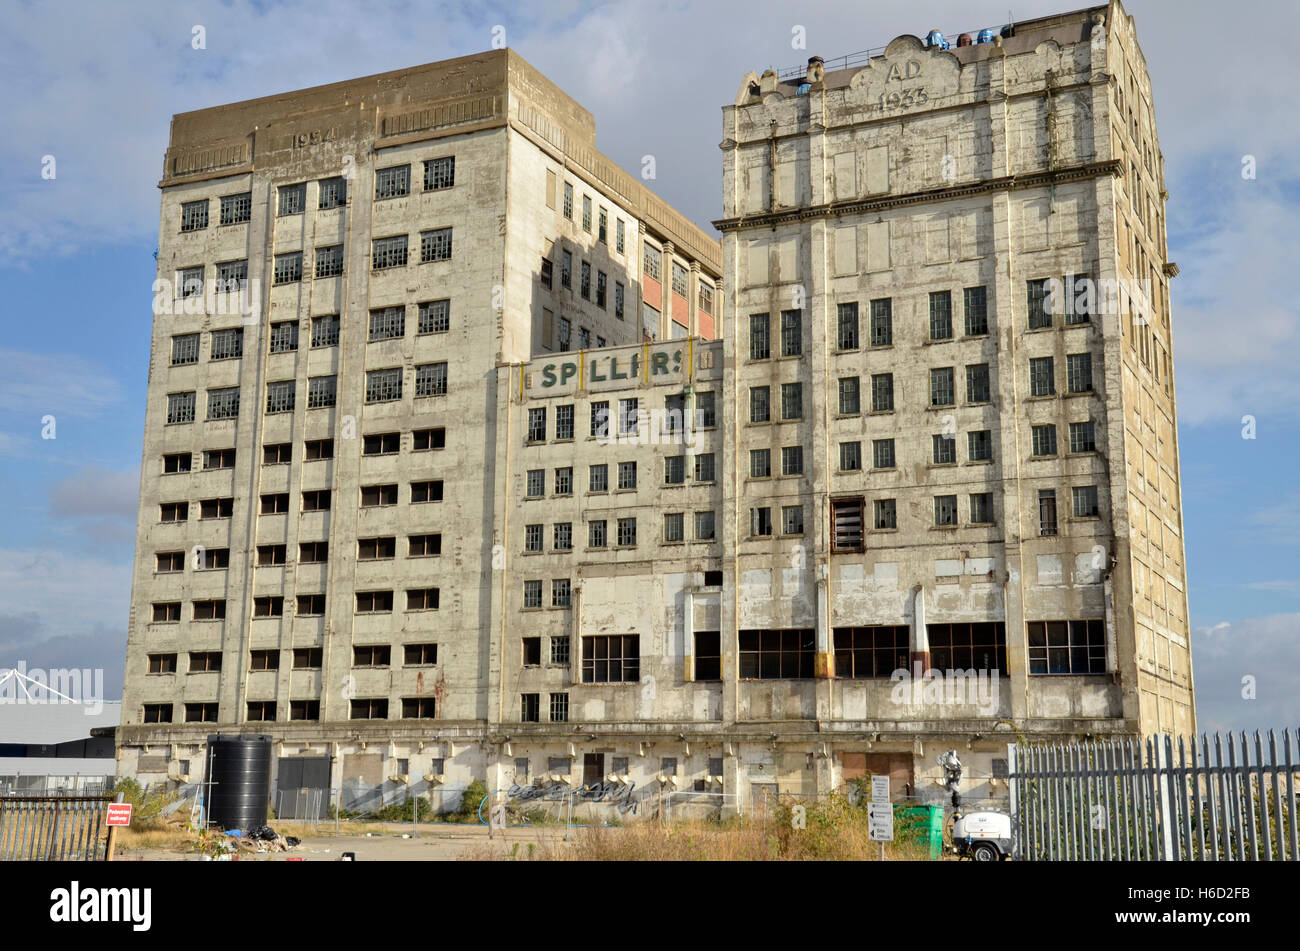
[972,842,999,862]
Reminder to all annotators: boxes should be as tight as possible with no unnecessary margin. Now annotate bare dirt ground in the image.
[117,823,570,862]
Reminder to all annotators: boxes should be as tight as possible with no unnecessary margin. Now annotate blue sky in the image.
[0,0,1295,732]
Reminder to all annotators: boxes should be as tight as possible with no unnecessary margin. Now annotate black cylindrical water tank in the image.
[205,734,273,831]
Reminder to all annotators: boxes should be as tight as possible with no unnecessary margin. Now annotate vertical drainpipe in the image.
[911,585,930,674]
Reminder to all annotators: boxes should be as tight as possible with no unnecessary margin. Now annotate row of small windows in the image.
[151,588,440,623]
[543,251,622,316]
[523,509,718,552]
[157,430,444,479]
[147,643,437,676]
[524,393,717,444]
[558,179,625,254]
[141,696,435,724]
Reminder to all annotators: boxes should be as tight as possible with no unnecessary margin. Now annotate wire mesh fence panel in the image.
[1010,730,1300,861]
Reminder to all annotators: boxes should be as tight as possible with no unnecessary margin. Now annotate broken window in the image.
[694,631,721,680]
[582,635,640,683]
[521,694,540,722]
[420,227,453,262]
[423,156,455,191]
[1072,485,1100,518]
[260,492,290,514]
[375,165,410,199]
[831,497,864,551]
[350,699,388,719]
[294,598,325,619]
[964,286,989,335]
[152,602,181,623]
[834,627,908,679]
[750,313,770,360]
[220,193,251,225]
[289,700,320,721]
[263,443,291,465]
[246,701,276,722]
[199,497,233,519]
[277,183,306,216]
[1032,424,1058,456]
[406,588,440,610]
[354,591,394,614]
[159,501,188,522]
[318,176,346,209]
[192,599,226,620]
[147,653,177,674]
[307,376,336,409]
[142,703,173,723]
[360,484,398,508]
[411,480,443,503]
[929,291,953,340]
[418,298,450,334]
[966,363,991,403]
[206,387,240,420]
[315,245,344,278]
[415,363,447,397]
[970,492,995,524]
[738,629,815,679]
[1028,619,1105,674]
[523,580,543,608]
[358,537,397,560]
[185,703,219,723]
[270,321,299,353]
[928,622,1007,673]
[167,392,196,424]
[870,298,892,346]
[362,432,400,455]
[371,235,408,269]
[273,251,303,284]
[839,441,862,472]
[180,199,208,232]
[412,428,445,451]
[210,328,243,360]
[256,544,286,565]
[522,637,542,666]
[299,541,328,563]
[408,533,441,557]
[550,693,569,723]
[365,368,402,403]
[1039,489,1058,536]
[930,367,955,407]
[402,698,436,719]
[171,334,199,366]
[265,380,295,414]
[404,643,438,665]
[311,314,340,347]
[934,495,959,526]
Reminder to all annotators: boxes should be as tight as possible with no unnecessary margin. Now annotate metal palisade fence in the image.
[0,796,112,861]
[1008,730,1300,861]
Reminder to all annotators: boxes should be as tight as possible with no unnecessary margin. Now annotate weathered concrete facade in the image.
[121,2,1193,818]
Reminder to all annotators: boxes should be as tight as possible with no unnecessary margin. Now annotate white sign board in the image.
[870,775,890,803]
[867,802,894,842]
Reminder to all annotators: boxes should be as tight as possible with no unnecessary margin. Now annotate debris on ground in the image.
[223,825,301,853]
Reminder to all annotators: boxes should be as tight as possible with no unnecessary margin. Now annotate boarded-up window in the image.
[1021,197,1050,251]
[545,169,556,209]
[925,213,950,265]
[743,166,766,213]
[866,145,889,194]
[866,220,890,272]
[834,225,857,276]
[776,162,796,208]
[831,497,865,551]
[833,151,856,200]
[747,239,768,286]
[777,237,796,283]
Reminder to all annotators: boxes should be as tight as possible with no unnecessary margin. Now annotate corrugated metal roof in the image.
[0,702,122,745]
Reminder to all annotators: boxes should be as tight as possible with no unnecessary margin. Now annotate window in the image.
[311,315,340,348]
[695,511,716,541]
[838,377,860,415]
[934,495,959,526]
[540,257,553,289]
[596,271,607,308]
[415,363,447,397]
[409,533,441,557]
[407,588,440,611]
[273,251,302,284]
[560,249,572,289]
[1064,273,1092,325]
[618,398,639,436]
[839,441,862,471]
[966,364,991,403]
[206,387,240,420]
[1039,489,1058,536]
[597,207,608,244]
[1032,425,1058,456]
[358,537,397,561]
[930,367,955,406]
[694,453,716,483]
[553,467,573,496]
[195,547,229,570]
[193,599,226,620]
[210,328,243,360]
[307,376,336,409]
[365,368,402,403]
[589,464,608,493]
[527,408,547,443]
[970,493,995,524]
[369,306,405,341]
[870,373,894,413]
[870,298,893,346]
[1028,278,1052,329]
[968,430,992,462]
[199,497,234,519]
[180,199,208,232]
[295,597,325,621]
[525,524,543,553]
[411,480,443,503]
[147,653,178,674]
[616,218,625,253]
[548,693,569,723]
[1069,420,1096,453]
[739,629,815,679]
[694,391,716,429]
[142,703,173,724]
[152,602,181,623]
[167,392,196,424]
[1067,352,1093,393]
[964,286,988,335]
[156,551,184,573]
[319,176,346,209]
[220,193,251,225]
[523,580,543,608]
[615,281,625,318]
[872,438,895,469]
[1072,485,1100,518]
[617,461,637,490]
[421,228,453,262]
[260,492,290,515]
[672,262,689,298]
[781,382,802,420]
[582,195,592,232]
[699,283,714,315]
[933,434,956,465]
[372,235,408,269]
[617,517,637,547]
[874,498,897,530]
[782,505,804,535]
[185,703,219,723]
[257,544,286,565]
[526,470,545,499]
[375,165,410,199]
[837,302,859,350]
[929,291,953,340]
[554,404,574,441]
[554,523,573,551]
[355,591,394,614]
[215,260,246,291]
[413,428,445,451]
[928,622,1007,673]
[750,449,771,479]
[362,432,399,455]
[1029,357,1055,397]
[299,541,328,563]
[277,183,305,216]
[261,441,289,465]
[265,380,295,414]
[781,445,803,476]
[160,502,188,522]
[750,313,771,360]
[552,579,572,608]
[562,182,573,219]
[588,520,607,548]
[360,484,398,507]
[521,694,540,722]
[582,635,640,683]
[1028,620,1106,674]
[423,156,455,190]
[664,512,685,542]
[751,506,773,537]
[292,646,323,666]
[301,489,330,512]
[179,266,204,298]
[834,626,908,678]
[580,261,591,299]
[643,243,661,280]
[749,385,771,423]
[171,334,199,366]
[270,320,299,353]
[350,699,389,720]
[665,456,685,485]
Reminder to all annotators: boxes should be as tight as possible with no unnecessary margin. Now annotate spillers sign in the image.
[534,345,686,390]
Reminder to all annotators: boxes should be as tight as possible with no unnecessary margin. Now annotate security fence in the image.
[0,795,112,860]
[1008,730,1300,861]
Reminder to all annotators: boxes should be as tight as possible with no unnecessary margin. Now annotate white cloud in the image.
[0,348,124,419]
[1192,613,1300,733]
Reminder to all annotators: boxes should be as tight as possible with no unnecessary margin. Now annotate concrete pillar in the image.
[683,588,695,681]
[910,585,930,672]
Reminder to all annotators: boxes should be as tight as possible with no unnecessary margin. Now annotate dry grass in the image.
[115,824,199,852]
